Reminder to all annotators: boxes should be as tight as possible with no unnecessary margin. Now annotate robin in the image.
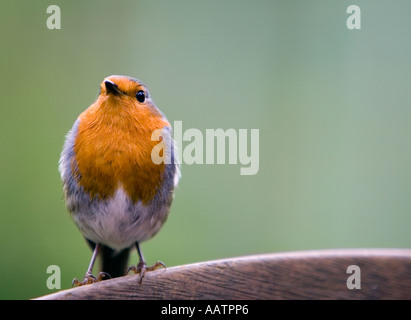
[59,75,180,285]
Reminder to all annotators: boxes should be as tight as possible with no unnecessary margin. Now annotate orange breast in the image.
[73,96,170,204]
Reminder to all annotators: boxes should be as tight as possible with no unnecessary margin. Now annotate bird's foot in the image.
[127,261,166,284]
[72,272,111,287]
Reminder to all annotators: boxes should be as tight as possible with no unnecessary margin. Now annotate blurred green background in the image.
[0,0,410,299]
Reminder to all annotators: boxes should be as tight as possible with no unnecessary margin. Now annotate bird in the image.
[59,75,180,285]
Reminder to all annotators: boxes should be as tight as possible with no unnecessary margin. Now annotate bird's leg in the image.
[127,242,166,284]
[72,243,111,287]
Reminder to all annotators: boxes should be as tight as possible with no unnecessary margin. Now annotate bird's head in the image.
[98,75,151,106]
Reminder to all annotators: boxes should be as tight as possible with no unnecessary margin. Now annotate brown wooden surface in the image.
[36,249,411,300]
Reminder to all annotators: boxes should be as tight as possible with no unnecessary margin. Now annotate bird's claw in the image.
[72,272,111,287]
[127,261,166,284]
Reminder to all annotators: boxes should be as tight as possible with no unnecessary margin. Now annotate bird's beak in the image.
[104,79,122,95]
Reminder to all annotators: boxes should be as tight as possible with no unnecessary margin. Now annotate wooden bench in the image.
[36,248,411,300]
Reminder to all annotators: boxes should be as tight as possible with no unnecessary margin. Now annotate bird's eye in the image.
[136,90,145,103]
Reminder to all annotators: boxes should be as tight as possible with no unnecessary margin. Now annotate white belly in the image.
[72,188,170,251]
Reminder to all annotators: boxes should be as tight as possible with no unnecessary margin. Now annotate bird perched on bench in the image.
[59,75,180,285]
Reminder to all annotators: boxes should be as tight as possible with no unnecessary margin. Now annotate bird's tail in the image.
[100,245,130,278]
[87,240,130,278]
